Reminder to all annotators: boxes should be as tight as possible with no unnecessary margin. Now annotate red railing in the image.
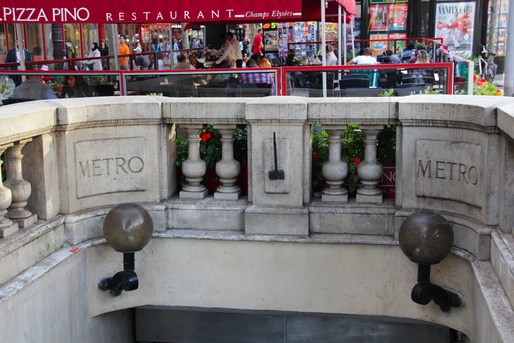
[0,62,453,98]
[279,62,454,96]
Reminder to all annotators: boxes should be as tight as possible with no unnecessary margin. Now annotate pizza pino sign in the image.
[0,0,303,23]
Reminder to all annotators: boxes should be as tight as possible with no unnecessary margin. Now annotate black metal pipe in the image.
[417,264,431,284]
[123,252,135,271]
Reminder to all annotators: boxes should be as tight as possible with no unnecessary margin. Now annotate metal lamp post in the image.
[98,203,154,297]
[398,210,463,313]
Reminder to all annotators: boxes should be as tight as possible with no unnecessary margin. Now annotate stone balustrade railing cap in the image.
[306,98,398,124]
[497,103,514,140]
[164,98,247,124]
[246,96,307,121]
[399,95,514,128]
[57,96,162,125]
[0,101,57,144]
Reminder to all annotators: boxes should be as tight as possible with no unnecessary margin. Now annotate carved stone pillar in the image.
[179,126,208,199]
[356,126,383,203]
[322,127,348,202]
[214,126,241,200]
[0,143,18,238]
[4,139,37,228]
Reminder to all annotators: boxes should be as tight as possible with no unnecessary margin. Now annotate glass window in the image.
[25,24,44,61]
[0,25,6,63]
[64,24,81,58]
[82,24,99,55]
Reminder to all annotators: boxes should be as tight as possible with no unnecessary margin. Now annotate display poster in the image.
[435,2,475,56]
[262,22,279,52]
[388,4,408,31]
[263,30,279,52]
[389,33,407,53]
[370,33,389,56]
[369,5,388,31]
[325,23,338,42]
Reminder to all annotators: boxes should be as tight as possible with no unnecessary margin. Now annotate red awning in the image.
[0,0,303,23]
[302,0,357,22]
[335,0,357,16]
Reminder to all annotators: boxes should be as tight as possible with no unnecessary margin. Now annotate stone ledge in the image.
[166,197,248,231]
[309,200,396,236]
[472,260,514,343]
[0,218,66,286]
[490,231,514,308]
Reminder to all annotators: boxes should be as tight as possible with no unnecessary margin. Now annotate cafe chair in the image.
[339,77,370,89]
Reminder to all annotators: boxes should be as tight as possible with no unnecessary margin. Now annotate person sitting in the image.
[11,74,57,100]
[285,51,299,66]
[188,53,205,69]
[348,47,378,65]
[384,49,402,64]
[401,41,416,62]
[213,33,237,68]
[58,75,93,98]
[239,58,275,94]
[326,45,338,66]
[173,54,193,70]
[257,54,272,68]
[133,42,150,70]
[407,44,428,63]
[410,50,434,85]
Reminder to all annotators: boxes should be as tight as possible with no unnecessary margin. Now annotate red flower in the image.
[476,78,487,86]
[473,74,478,82]
[313,151,319,161]
[200,133,211,142]
[496,88,503,95]
[353,157,361,167]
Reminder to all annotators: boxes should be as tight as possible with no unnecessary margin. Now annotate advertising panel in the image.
[435,2,475,56]
[388,4,408,31]
[370,5,388,31]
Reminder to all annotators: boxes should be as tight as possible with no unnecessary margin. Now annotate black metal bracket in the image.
[268,132,285,180]
[410,264,463,312]
[98,252,139,297]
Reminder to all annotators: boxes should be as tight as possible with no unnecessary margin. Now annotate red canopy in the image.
[335,0,357,16]
[0,0,304,23]
[302,0,357,22]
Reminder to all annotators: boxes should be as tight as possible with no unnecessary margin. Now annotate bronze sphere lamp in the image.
[98,203,153,297]
[399,210,463,312]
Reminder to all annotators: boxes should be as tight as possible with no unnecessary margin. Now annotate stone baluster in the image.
[0,143,18,237]
[322,127,348,202]
[179,126,208,199]
[214,126,241,200]
[4,139,37,228]
[356,126,383,203]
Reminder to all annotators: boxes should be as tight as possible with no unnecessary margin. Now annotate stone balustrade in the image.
[0,96,513,342]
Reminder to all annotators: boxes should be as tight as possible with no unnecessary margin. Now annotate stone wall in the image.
[0,95,512,342]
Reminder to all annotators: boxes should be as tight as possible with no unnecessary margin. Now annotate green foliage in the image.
[377,125,396,164]
[473,77,503,96]
[233,126,248,162]
[174,134,189,167]
[311,126,329,190]
[379,88,395,97]
[174,125,248,170]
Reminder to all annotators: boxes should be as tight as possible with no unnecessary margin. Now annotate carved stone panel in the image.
[416,140,482,208]
[75,137,147,198]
